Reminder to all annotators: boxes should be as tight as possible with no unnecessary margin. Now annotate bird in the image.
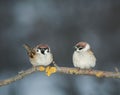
[72,42,96,69]
[23,44,53,67]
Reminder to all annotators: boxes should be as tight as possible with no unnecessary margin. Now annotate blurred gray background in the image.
[0,0,120,95]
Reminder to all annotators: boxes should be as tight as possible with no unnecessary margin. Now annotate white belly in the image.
[72,51,96,69]
[30,53,53,66]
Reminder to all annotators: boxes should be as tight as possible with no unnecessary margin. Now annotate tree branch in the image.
[0,66,120,87]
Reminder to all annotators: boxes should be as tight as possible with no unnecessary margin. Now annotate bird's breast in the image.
[30,53,53,66]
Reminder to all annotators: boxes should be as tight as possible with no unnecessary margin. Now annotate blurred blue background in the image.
[0,0,120,95]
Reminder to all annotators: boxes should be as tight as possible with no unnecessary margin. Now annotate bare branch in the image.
[57,67,120,78]
[0,66,120,87]
[0,67,37,87]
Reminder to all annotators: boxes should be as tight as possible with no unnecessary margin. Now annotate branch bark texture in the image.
[0,66,120,87]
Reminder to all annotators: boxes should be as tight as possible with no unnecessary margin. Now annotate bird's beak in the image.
[41,49,45,55]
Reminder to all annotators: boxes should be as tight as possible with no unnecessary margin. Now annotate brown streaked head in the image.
[75,42,87,50]
[35,44,50,55]
[36,44,49,49]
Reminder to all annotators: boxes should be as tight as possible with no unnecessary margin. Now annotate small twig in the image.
[115,67,119,72]
[0,66,120,87]
[0,67,37,87]
[52,61,59,68]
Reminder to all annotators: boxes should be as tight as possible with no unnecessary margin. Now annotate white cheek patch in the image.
[81,44,90,52]
[36,49,41,53]
[44,50,50,54]
[76,49,80,52]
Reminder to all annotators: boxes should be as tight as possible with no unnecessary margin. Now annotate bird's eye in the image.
[79,47,83,50]
[36,49,40,53]
[44,48,49,52]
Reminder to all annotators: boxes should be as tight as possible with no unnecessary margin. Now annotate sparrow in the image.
[72,42,96,69]
[23,44,53,67]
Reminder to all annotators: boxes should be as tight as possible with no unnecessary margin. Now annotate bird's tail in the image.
[23,44,32,53]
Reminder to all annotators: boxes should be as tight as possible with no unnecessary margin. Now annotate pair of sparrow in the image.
[24,42,96,69]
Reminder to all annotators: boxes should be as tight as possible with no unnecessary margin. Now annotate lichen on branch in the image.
[0,66,120,87]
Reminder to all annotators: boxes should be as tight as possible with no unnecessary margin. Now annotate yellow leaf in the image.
[49,67,57,73]
[39,66,45,71]
[46,67,57,76]
[46,72,51,76]
[96,72,104,78]
[46,66,50,72]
